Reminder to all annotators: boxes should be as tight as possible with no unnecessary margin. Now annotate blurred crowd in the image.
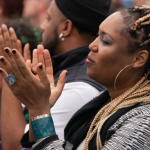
[110,0,150,14]
[0,0,149,49]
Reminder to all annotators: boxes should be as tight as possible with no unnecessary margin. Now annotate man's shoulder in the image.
[60,82,101,103]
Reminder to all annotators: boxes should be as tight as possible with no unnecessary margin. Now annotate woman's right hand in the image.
[0,47,51,117]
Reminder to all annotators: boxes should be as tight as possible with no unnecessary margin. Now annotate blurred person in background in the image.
[23,0,52,28]
[146,0,150,5]
[0,0,23,23]
[115,0,147,7]
[3,18,42,59]
[110,0,149,14]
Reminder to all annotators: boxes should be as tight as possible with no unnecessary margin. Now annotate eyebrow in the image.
[102,31,114,41]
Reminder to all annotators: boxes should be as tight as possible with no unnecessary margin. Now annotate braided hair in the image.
[84,5,150,150]
[119,5,150,75]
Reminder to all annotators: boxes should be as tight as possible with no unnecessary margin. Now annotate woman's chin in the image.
[86,69,96,80]
[86,69,105,86]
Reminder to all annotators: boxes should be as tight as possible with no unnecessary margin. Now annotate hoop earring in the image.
[114,64,134,91]
[59,33,65,41]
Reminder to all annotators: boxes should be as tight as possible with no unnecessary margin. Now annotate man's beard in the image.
[43,27,59,57]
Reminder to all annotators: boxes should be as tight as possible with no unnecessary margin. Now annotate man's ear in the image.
[60,20,73,37]
[132,50,149,68]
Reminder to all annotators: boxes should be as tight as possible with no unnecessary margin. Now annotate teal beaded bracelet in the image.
[31,114,56,142]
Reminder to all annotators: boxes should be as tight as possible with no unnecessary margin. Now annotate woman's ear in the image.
[60,19,73,37]
[132,50,149,68]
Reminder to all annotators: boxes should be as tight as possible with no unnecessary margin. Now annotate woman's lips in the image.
[85,56,95,64]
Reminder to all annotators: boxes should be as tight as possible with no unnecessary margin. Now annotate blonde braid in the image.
[131,13,150,30]
[131,5,150,31]
[84,71,150,150]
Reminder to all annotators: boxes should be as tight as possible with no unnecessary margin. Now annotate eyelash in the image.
[102,37,110,45]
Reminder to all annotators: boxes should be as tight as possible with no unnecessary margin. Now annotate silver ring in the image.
[6,74,17,85]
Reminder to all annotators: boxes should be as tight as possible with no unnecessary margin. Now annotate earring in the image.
[114,64,134,91]
[59,33,65,41]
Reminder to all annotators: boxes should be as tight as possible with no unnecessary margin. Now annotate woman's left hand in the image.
[0,47,51,117]
[31,45,67,108]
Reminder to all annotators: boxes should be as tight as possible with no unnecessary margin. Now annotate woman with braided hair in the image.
[1,4,150,150]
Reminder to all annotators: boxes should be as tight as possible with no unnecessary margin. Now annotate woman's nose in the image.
[89,38,98,52]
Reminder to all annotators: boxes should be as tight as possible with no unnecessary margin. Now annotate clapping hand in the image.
[29,45,67,108]
[0,47,50,117]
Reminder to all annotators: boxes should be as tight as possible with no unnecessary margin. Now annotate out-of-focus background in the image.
[0,0,149,51]
[110,0,150,14]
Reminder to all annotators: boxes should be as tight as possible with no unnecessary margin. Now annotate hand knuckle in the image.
[11,38,16,43]
[0,41,4,45]
[19,64,26,70]
[5,37,10,42]
[12,65,18,72]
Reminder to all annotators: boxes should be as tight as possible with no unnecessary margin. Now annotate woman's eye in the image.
[102,37,110,45]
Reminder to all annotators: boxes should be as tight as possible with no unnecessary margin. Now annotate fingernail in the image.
[9,27,14,33]
[2,24,7,30]
[26,43,29,49]
[5,49,9,53]
[0,58,4,62]
[39,65,43,70]
[12,50,16,54]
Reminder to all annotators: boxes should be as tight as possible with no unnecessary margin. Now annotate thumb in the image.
[37,63,50,88]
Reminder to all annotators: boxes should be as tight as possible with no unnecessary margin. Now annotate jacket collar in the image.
[52,44,89,74]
